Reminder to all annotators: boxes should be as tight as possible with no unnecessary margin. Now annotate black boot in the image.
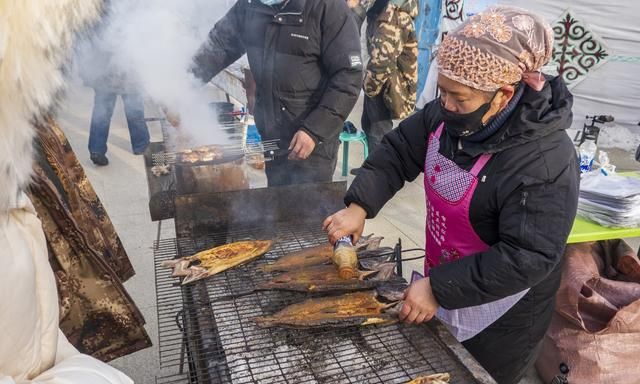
[90,153,109,166]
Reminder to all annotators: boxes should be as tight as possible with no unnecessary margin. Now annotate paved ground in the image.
[55,79,639,383]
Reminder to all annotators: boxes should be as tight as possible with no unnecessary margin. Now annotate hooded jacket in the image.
[0,2,131,383]
[0,196,132,384]
[345,77,580,383]
[191,0,363,148]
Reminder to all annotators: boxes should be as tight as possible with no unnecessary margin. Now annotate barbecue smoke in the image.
[75,0,234,146]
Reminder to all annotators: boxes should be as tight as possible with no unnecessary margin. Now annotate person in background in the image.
[324,6,579,383]
[80,41,150,166]
[29,118,151,362]
[0,1,133,383]
[189,0,362,186]
[350,0,418,176]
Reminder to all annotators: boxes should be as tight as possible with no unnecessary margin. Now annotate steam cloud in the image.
[76,0,235,146]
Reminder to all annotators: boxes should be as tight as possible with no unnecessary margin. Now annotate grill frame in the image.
[172,181,347,240]
[154,223,496,384]
[143,117,249,221]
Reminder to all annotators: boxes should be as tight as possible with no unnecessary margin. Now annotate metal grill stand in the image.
[146,114,496,384]
[154,222,496,384]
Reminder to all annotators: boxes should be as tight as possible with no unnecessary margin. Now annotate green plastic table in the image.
[568,218,640,243]
[567,171,640,243]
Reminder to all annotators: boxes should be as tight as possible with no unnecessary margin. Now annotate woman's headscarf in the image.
[437,5,554,92]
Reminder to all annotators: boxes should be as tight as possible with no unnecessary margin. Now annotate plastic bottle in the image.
[332,236,358,279]
[598,150,616,175]
[245,123,265,170]
[578,140,597,174]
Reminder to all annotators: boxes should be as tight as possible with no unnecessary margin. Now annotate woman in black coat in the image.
[324,6,580,383]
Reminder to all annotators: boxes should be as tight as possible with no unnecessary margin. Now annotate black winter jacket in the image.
[191,0,363,147]
[345,77,580,383]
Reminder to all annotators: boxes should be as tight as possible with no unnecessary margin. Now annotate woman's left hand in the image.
[399,277,439,324]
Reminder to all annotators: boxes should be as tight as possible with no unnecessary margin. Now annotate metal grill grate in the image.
[155,223,490,384]
[150,140,282,167]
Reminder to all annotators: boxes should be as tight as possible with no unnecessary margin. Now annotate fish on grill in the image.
[257,263,398,293]
[260,243,333,273]
[253,289,402,328]
[405,373,451,384]
[162,240,273,284]
[260,235,385,272]
[177,145,225,163]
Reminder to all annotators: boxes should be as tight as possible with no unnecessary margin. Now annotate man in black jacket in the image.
[324,7,580,384]
[191,0,363,186]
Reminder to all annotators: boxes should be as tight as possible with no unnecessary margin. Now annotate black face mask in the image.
[439,96,495,138]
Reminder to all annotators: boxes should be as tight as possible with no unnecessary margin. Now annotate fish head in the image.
[370,263,397,281]
[376,283,407,303]
[355,235,384,251]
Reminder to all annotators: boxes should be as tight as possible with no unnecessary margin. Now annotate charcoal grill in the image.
[154,222,496,384]
[147,105,495,384]
[144,118,284,221]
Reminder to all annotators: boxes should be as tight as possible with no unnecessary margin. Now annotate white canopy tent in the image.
[418,0,640,151]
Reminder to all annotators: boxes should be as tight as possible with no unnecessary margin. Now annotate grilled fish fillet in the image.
[405,373,451,384]
[162,240,272,284]
[260,235,384,272]
[257,263,397,293]
[254,290,399,328]
[261,244,333,272]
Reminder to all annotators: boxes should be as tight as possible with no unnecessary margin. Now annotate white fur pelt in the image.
[0,0,104,214]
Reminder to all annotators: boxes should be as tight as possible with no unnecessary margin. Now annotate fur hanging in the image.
[0,0,104,214]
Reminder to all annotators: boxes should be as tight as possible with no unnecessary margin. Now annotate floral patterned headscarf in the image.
[437,5,554,92]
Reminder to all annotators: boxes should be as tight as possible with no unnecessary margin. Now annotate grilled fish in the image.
[254,290,401,329]
[261,235,384,272]
[261,243,333,273]
[405,373,450,384]
[258,265,375,292]
[162,240,273,284]
[257,263,398,293]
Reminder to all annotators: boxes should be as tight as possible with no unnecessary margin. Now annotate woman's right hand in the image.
[322,203,367,244]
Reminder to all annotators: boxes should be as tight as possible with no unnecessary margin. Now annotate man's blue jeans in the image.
[88,91,150,155]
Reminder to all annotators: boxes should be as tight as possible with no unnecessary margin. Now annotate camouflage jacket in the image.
[364,0,418,119]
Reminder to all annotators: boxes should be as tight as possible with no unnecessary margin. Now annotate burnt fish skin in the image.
[253,289,402,329]
[260,244,333,273]
[405,373,451,384]
[258,262,399,293]
[260,235,385,272]
[257,264,392,293]
[162,240,273,284]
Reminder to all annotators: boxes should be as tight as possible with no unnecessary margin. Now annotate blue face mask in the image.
[259,0,285,5]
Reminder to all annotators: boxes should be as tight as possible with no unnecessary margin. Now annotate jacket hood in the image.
[465,76,574,155]
[0,1,103,215]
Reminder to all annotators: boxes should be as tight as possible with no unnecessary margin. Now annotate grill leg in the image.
[394,238,403,277]
[155,220,163,250]
[179,333,186,374]
[176,309,187,375]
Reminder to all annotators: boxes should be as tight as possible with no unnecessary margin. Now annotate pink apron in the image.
[424,123,529,342]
